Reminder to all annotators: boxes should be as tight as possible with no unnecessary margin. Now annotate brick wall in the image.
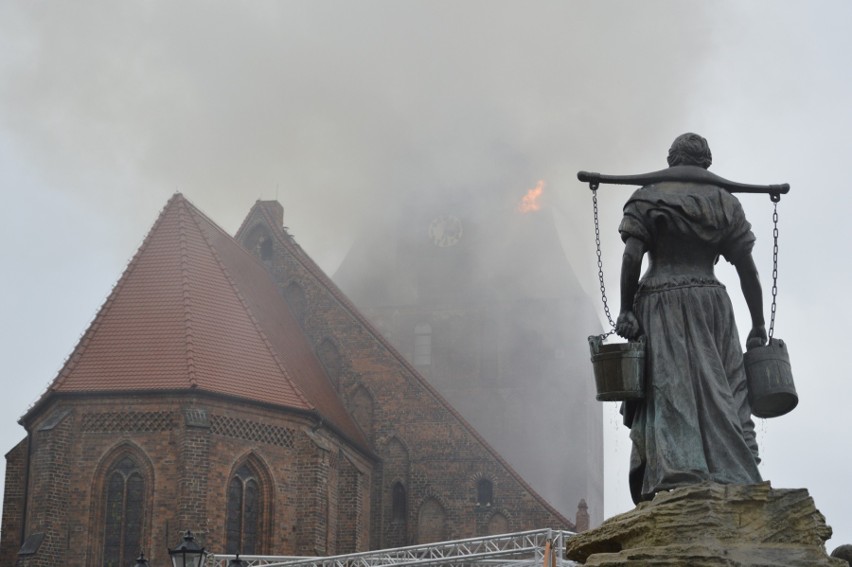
[15,406,72,567]
[336,453,359,553]
[237,203,572,549]
[178,409,211,535]
[3,392,372,567]
[0,439,27,566]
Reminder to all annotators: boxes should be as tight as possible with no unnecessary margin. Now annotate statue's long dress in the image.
[619,183,763,504]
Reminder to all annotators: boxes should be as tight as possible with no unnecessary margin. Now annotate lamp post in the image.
[228,554,246,567]
[168,530,207,567]
[134,551,150,566]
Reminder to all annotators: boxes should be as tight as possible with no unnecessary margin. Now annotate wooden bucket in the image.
[588,335,646,402]
[744,337,797,418]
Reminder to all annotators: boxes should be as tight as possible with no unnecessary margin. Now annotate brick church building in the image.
[0,195,584,567]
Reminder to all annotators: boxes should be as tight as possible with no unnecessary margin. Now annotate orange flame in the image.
[518,180,544,213]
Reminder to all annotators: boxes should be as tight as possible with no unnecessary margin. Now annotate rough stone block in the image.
[565,482,844,566]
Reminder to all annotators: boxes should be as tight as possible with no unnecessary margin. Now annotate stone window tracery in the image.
[226,464,261,555]
[102,456,145,567]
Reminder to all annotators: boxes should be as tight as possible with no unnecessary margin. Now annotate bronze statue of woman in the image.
[616,133,767,504]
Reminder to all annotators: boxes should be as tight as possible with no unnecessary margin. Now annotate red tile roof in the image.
[32,194,367,448]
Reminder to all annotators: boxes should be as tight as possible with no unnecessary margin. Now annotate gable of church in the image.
[236,201,573,548]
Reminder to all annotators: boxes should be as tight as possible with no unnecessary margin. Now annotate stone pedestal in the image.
[565,482,843,566]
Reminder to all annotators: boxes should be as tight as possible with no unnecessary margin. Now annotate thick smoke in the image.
[3,0,852,548]
[0,1,715,268]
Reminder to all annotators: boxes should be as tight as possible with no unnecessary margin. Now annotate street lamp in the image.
[134,551,150,566]
[168,530,207,567]
[228,554,246,567]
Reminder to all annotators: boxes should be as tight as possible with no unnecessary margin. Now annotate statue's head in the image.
[667,133,712,169]
[831,544,852,565]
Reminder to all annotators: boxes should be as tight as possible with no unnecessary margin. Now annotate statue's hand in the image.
[746,325,767,351]
[616,310,641,340]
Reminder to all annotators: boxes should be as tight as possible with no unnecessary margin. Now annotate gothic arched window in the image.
[259,236,273,261]
[243,225,273,262]
[285,281,308,323]
[102,456,145,567]
[226,464,261,555]
[477,478,493,507]
[417,498,447,543]
[317,338,344,390]
[391,481,407,522]
[351,386,374,440]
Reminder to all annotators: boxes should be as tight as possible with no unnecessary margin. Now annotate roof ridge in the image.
[183,201,315,412]
[176,198,198,388]
[252,203,573,527]
[42,193,185,398]
[233,199,264,241]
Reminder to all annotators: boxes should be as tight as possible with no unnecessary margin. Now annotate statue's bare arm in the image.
[616,236,646,339]
[734,253,767,349]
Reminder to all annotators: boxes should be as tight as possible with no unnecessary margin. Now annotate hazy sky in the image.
[2,0,851,550]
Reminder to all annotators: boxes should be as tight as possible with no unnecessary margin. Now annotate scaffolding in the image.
[208,528,579,567]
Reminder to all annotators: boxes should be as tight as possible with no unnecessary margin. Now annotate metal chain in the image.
[768,201,779,338]
[591,184,616,338]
